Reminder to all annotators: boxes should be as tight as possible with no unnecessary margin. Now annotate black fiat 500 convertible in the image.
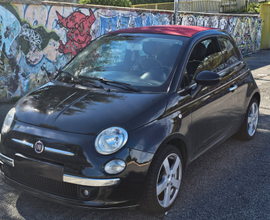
[0,25,260,213]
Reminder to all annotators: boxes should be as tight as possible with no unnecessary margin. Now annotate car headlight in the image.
[1,108,16,135]
[95,127,128,155]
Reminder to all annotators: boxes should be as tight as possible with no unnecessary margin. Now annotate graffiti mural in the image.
[0,2,261,102]
[56,9,95,55]
[0,2,171,101]
[178,13,262,55]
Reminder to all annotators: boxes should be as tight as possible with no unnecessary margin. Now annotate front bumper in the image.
[0,168,137,209]
[0,121,154,208]
[0,152,120,187]
[0,152,14,167]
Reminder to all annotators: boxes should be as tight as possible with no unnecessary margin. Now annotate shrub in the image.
[130,0,173,4]
[79,0,132,7]
[247,3,261,13]
[231,1,270,14]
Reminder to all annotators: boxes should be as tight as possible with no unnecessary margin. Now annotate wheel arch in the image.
[154,133,189,169]
[252,91,261,105]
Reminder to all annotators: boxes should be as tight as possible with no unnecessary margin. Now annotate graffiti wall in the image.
[0,2,171,100]
[0,1,261,101]
[178,13,261,55]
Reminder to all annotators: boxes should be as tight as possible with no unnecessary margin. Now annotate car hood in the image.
[15,82,168,134]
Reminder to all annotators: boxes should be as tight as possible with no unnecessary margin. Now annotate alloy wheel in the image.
[156,153,182,208]
[248,102,259,136]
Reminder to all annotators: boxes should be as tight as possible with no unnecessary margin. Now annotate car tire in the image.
[140,144,183,213]
[236,98,259,140]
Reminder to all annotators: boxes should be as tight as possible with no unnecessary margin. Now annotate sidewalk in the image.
[245,50,270,121]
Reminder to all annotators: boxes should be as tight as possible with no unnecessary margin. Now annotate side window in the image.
[218,37,241,68]
[182,38,224,88]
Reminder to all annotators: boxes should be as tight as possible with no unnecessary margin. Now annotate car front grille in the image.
[5,166,79,199]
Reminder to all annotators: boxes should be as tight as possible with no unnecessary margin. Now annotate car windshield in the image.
[61,33,188,92]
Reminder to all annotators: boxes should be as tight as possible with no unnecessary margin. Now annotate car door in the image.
[182,37,239,158]
[217,36,248,129]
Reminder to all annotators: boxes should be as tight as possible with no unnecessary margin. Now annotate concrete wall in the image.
[0,1,261,101]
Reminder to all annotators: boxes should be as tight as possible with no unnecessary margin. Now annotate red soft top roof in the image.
[109,25,213,38]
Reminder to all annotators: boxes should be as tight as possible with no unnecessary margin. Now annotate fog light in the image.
[83,189,89,196]
[104,159,126,174]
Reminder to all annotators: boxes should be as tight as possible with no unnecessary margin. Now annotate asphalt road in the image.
[0,50,270,220]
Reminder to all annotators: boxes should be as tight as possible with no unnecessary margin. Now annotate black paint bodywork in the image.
[0,29,260,208]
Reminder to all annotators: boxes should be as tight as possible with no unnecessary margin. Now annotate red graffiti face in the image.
[57,10,95,55]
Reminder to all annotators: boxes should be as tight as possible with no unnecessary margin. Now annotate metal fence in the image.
[178,0,221,12]
[132,0,236,12]
[220,0,238,12]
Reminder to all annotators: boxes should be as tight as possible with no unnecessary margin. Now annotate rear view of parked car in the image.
[0,25,260,213]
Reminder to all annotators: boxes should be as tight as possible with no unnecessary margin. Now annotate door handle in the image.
[229,85,238,92]
[234,66,239,72]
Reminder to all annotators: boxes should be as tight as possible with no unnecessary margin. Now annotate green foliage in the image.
[130,0,173,5]
[247,3,261,13]
[79,0,132,7]
[247,1,270,13]
[231,1,270,14]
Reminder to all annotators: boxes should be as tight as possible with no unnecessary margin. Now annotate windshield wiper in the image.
[100,77,141,92]
[62,71,81,82]
[79,76,141,92]
[56,69,104,89]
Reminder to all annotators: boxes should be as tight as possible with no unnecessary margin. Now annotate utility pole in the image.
[174,0,179,25]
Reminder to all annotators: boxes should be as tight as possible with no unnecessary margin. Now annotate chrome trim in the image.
[14,153,27,159]
[229,85,238,92]
[12,138,74,156]
[12,138,33,148]
[63,174,120,187]
[178,83,197,94]
[45,147,74,156]
[13,154,118,186]
[218,60,243,76]
[0,153,14,167]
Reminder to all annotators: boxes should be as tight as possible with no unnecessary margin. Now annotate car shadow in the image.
[14,191,162,220]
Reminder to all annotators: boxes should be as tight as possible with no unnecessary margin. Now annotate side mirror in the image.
[195,71,220,86]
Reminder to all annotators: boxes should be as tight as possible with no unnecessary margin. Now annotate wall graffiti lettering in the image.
[178,14,261,55]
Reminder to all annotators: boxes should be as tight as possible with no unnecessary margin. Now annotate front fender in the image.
[126,110,192,162]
